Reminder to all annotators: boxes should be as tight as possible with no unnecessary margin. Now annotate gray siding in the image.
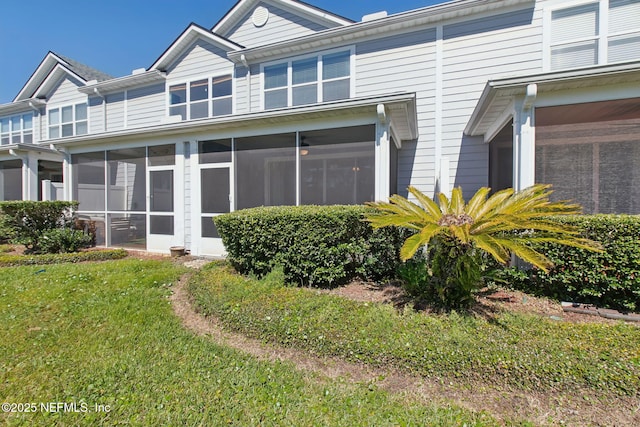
[166,39,234,82]
[224,1,330,48]
[234,65,249,114]
[105,92,125,131]
[47,76,86,106]
[356,30,438,197]
[127,83,165,128]
[88,96,104,133]
[441,7,541,198]
[248,64,262,113]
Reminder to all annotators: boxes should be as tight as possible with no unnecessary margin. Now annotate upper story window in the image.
[1,113,33,145]
[263,49,352,110]
[549,0,640,70]
[48,103,87,139]
[169,75,233,120]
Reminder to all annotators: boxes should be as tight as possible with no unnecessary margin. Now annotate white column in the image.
[438,156,451,197]
[174,142,186,248]
[375,104,390,201]
[513,84,537,191]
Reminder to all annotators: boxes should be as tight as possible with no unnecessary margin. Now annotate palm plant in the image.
[366,184,601,309]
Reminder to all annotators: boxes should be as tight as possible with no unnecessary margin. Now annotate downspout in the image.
[241,54,251,113]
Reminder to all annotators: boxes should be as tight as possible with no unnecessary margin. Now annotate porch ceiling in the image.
[465,60,640,140]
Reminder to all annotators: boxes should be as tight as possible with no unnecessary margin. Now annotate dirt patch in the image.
[170,275,640,426]
[316,281,628,325]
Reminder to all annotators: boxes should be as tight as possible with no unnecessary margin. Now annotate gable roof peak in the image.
[212,0,353,36]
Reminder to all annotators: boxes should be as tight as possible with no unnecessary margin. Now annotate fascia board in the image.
[48,92,416,147]
[149,24,242,72]
[228,0,534,64]
[32,64,88,100]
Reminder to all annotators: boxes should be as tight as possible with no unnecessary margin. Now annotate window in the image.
[169,74,233,120]
[48,103,87,138]
[549,0,640,70]
[1,113,33,145]
[262,49,352,109]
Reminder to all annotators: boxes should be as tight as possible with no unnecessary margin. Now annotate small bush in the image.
[0,201,79,252]
[39,228,93,254]
[214,205,408,287]
[509,215,640,311]
[0,249,128,267]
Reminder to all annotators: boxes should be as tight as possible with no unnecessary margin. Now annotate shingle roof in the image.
[55,53,114,82]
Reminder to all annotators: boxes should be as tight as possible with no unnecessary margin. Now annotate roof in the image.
[13,52,112,102]
[55,53,113,83]
[149,23,244,72]
[465,60,640,140]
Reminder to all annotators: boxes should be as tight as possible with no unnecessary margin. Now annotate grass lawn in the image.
[1,258,501,426]
[188,262,640,424]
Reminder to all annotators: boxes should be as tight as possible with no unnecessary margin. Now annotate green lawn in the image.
[0,259,501,426]
[188,263,640,398]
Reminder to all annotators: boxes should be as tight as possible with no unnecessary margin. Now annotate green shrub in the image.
[0,201,79,252]
[0,249,128,267]
[39,228,94,253]
[509,215,640,312]
[214,205,407,287]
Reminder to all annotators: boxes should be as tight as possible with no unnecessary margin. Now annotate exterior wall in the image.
[44,76,88,138]
[105,92,125,131]
[127,83,165,128]
[88,96,104,133]
[224,1,331,48]
[47,76,86,106]
[166,39,234,82]
[356,30,437,197]
[441,6,542,198]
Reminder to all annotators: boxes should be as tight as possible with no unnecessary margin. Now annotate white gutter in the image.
[78,70,166,95]
[228,0,534,64]
[46,92,417,147]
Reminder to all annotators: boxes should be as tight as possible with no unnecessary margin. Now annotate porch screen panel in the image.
[536,100,640,214]
[72,152,105,211]
[235,133,296,209]
[0,160,22,201]
[107,148,146,211]
[300,125,375,205]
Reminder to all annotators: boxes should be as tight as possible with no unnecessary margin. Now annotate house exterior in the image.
[1,0,639,256]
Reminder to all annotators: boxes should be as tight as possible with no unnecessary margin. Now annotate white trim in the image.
[150,25,241,72]
[435,25,444,192]
[212,0,353,35]
[260,46,355,110]
[166,68,235,121]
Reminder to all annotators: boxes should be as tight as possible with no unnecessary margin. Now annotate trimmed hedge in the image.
[507,215,640,311]
[0,249,128,267]
[214,205,407,287]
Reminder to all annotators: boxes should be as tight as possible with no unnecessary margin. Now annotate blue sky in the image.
[0,0,442,104]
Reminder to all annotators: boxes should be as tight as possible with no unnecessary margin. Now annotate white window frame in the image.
[544,0,640,71]
[0,113,33,145]
[260,46,355,110]
[47,103,88,139]
[166,71,235,121]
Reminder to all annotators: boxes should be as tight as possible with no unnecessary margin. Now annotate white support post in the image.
[513,84,537,192]
[375,104,390,201]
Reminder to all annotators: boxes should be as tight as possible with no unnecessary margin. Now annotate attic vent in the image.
[362,11,388,22]
[252,6,269,27]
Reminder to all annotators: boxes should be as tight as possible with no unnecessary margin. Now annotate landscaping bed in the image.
[188,262,640,399]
